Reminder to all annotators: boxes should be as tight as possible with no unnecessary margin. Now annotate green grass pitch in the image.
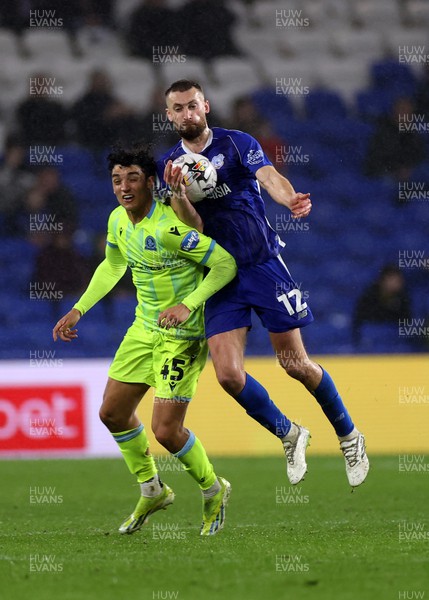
[1,456,428,600]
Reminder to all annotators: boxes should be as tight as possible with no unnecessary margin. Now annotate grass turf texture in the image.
[1,456,428,600]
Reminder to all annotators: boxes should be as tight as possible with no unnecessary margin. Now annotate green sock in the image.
[112,424,157,483]
[174,430,216,490]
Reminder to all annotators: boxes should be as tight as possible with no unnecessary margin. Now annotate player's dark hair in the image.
[107,142,156,177]
[165,79,204,97]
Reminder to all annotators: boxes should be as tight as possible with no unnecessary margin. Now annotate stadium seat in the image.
[259,57,315,105]
[79,198,114,232]
[212,57,263,97]
[351,0,400,29]
[404,0,429,26]
[299,0,337,29]
[304,90,348,120]
[52,60,94,105]
[330,29,384,61]
[251,88,295,120]
[112,295,137,326]
[76,27,126,60]
[356,323,417,354]
[310,118,373,171]
[23,29,72,59]
[302,320,353,355]
[356,89,398,121]
[370,60,417,96]
[0,29,20,61]
[64,175,114,206]
[312,59,369,102]
[105,57,155,112]
[160,58,209,90]
[233,26,281,61]
[56,146,98,177]
[251,0,302,29]
[279,30,333,60]
[384,28,429,56]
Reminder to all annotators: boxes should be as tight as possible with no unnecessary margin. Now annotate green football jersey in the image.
[106,200,217,340]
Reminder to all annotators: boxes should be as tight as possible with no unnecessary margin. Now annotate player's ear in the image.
[146,175,155,189]
[205,99,210,114]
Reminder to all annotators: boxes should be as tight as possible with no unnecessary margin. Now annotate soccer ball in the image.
[172,153,217,203]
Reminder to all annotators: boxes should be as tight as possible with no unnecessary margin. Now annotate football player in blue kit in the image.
[155,79,369,488]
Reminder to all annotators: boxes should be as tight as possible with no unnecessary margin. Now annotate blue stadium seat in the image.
[1,238,37,262]
[370,60,416,96]
[356,323,417,353]
[251,88,295,121]
[304,91,349,121]
[301,320,353,355]
[79,200,114,232]
[310,118,374,171]
[274,119,314,146]
[112,295,137,325]
[356,89,398,121]
[56,146,98,176]
[0,293,56,328]
[62,175,114,206]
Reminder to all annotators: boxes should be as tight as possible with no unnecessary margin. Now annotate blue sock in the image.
[235,373,291,438]
[313,368,354,437]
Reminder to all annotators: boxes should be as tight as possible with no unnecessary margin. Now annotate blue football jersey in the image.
[155,127,282,267]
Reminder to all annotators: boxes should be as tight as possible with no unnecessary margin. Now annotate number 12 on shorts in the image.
[277,288,307,316]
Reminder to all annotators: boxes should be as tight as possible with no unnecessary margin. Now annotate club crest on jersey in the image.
[180,230,200,251]
[246,149,264,165]
[144,235,157,250]
[211,154,225,169]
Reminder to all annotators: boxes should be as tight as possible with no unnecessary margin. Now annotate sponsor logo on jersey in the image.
[246,149,264,165]
[144,235,157,250]
[206,183,232,199]
[180,230,200,251]
[211,154,225,169]
[168,226,181,236]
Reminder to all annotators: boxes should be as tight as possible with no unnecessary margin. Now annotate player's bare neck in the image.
[126,200,152,225]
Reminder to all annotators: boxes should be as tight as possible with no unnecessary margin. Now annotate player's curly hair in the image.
[107,142,156,177]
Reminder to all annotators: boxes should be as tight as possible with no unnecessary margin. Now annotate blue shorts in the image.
[205,256,314,338]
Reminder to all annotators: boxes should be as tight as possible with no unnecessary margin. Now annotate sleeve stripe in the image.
[228,134,243,164]
[200,239,216,265]
[106,241,118,248]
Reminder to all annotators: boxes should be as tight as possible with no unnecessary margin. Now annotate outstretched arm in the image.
[53,243,127,342]
[256,164,312,218]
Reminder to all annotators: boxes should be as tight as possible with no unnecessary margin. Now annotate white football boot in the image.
[339,432,369,487]
[282,424,311,485]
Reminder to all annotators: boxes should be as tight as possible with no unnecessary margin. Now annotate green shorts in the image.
[108,322,208,401]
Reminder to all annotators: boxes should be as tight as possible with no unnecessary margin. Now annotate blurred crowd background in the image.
[0,0,428,358]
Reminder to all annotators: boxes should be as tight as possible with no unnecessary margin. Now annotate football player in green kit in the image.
[53,143,237,536]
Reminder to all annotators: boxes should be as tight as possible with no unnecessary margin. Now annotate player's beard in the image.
[176,118,207,141]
